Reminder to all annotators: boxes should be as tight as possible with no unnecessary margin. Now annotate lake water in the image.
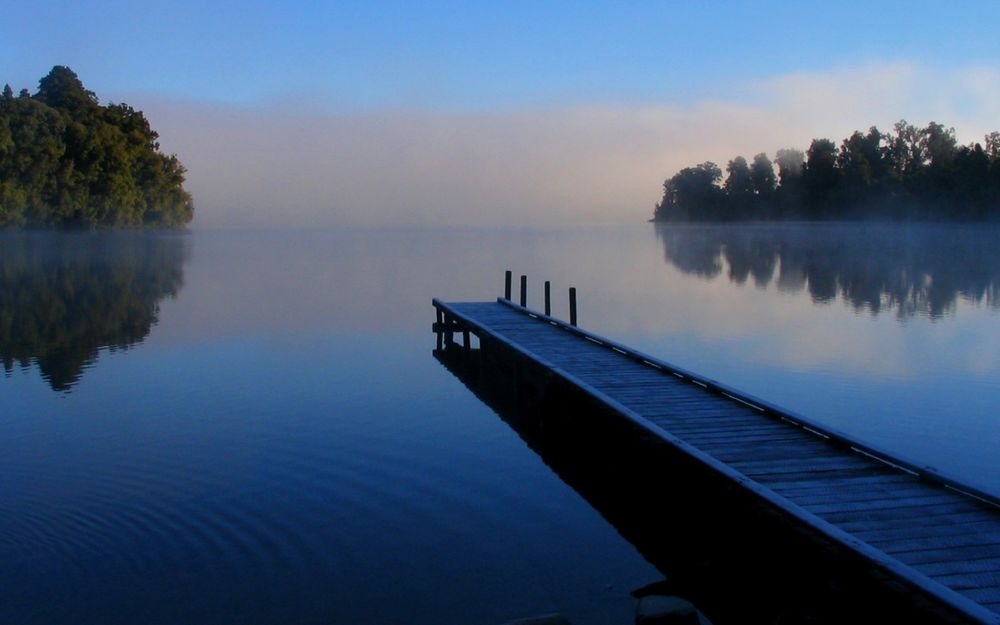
[2,223,998,624]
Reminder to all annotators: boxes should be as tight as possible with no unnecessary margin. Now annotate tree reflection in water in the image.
[0,233,188,391]
[656,222,1000,319]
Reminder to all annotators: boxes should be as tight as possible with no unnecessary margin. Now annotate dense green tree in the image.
[885,120,926,182]
[0,66,192,228]
[654,162,723,221]
[774,148,805,185]
[653,120,1000,222]
[749,153,776,198]
[923,122,957,168]
[837,127,889,212]
[953,143,991,217]
[802,139,839,217]
[771,148,805,218]
[724,156,754,217]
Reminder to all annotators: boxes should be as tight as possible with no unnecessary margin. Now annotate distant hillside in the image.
[654,121,1000,222]
[0,66,193,228]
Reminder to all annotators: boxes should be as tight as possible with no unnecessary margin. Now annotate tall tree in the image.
[749,153,776,197]
[655,162,723,221]
[724,156,754,217]
[885,120,926,181]
[34,66,98,113]
[837,127,887,212]
[802,139,839,217]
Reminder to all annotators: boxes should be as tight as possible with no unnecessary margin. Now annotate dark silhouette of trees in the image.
[802,139,839,218]
[0,232,188,391]
[724,156,754,218]
[654,121,1000,221]
[653,162,723,221]
[0,66,193,228]
[749,153,776,203]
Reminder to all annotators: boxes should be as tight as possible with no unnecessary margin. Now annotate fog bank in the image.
[139,62,1000,228]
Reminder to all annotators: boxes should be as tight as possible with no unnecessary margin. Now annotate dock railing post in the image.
[520,275,527,307]
[443,312,454,346]
[504,270,512,300]
[544,281,551,316]
[569,287,577,326]
[435,307,444,350]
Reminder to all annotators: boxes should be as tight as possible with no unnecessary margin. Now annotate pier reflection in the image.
[656,223,1000,319]
[0,233,189,391]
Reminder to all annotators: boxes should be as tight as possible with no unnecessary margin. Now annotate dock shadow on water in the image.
[433,341,973,625]
[656,222,1000,319]
[0,232,189,391]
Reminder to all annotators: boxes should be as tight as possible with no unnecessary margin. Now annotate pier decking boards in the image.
[433,296,1000,624]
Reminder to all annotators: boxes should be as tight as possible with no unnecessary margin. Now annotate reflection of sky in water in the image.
[5,225,1000,478]
[2,223,1000,621]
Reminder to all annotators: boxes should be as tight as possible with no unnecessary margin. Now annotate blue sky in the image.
[3,2,1000,227]
[5,1,999,110]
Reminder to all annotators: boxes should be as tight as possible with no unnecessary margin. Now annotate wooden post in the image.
[544,281,551,316]
[504,270,512,300]
[569,287,577,326]
[444,313,454,346]
[435,307,444,350]
[520,275,527,307]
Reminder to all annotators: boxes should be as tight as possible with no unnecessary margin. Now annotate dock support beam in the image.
[544,281,551,316]
[505,270,512,301]
[569,287,577,326]
[520,275,527,307]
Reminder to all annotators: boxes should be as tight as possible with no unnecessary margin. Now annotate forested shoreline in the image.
[653,121,1000,222]
[0,66,192,228]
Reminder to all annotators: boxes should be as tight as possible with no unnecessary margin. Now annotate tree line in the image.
[0,66,193,228]
[653,121,1000,221]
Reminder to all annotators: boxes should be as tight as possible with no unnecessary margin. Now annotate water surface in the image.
[2,223,998,623]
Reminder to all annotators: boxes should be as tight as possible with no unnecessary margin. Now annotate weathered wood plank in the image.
[855,520,1000,544]
[804,494,977,516]
[784,484,957,505]
[838,510,1000,536]
[657,421,801,436]
[919,559,1000,577]
[752,465,898,485]
[821,502,987,525]
[653,422,797,437]
[699,444,849,464]
[732,455,874,475]
[642,408,761,422]
[873,531,1000,556]
[761,472,910,492]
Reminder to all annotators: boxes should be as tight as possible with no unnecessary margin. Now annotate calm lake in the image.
[2,223,998,624]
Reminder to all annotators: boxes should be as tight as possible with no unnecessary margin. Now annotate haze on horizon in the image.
[4,2,1000,228]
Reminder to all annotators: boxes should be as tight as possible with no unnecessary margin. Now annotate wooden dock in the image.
[432,278,1000,625]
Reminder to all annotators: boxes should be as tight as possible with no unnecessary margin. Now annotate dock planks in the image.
[433,297,1000,624]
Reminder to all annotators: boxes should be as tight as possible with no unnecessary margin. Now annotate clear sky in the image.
[3,2,1000,226]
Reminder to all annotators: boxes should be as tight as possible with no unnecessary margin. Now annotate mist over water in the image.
[2,223,999,623]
